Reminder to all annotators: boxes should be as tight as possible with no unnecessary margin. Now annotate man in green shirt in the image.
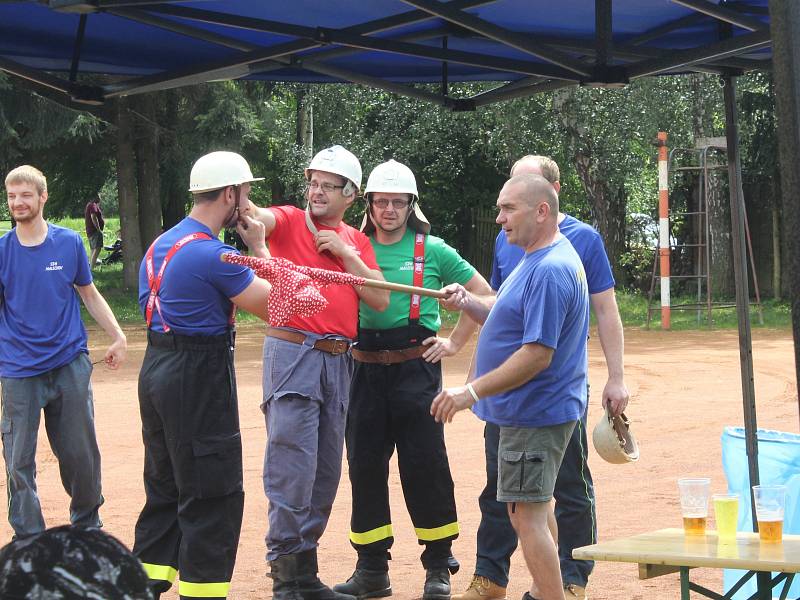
[334,160,491,600]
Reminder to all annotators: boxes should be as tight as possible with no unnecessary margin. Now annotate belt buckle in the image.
[330,339,350,355]
[378,349,392,364]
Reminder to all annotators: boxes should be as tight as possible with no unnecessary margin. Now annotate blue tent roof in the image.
[0,0,772,107]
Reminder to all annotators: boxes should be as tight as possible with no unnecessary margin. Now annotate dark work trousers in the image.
[133,331,244,600]
[346,326,459,572]
[475,407,595,588]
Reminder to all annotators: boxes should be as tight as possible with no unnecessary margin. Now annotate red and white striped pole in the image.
[657,131,671,329]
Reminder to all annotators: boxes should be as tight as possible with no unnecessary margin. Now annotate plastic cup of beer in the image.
[753,485,786,543]
[713,493,739,541]
[678,478,711,535]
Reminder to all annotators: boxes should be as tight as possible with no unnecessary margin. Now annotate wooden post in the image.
[657,131,671,329]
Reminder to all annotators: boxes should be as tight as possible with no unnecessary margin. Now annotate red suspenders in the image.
[409,232,426,324]
[144,232,215,332]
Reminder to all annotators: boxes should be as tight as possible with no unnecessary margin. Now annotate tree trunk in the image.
[160,90,187,230]
[554,89,626,284]
[772,174,782,300]
[707,170,733,298]
[135,94,163,248]
[115,98,143,290]
[691,74,734,298]
[296,87,314,163]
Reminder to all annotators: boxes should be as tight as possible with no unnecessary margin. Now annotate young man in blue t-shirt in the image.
[432,173,590,600]
[0,165,128,540]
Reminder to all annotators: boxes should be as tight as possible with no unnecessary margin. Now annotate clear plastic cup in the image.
[753,485,786,543]
[678,478,711,535]
[713,493,739,541]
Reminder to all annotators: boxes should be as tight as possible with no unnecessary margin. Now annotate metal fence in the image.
[468,206,498,281]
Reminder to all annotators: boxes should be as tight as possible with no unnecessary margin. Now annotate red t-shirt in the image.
[84,201,104,236]
[267,205,379,338]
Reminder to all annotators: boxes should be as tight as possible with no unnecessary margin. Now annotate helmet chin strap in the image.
[225,185,244,229]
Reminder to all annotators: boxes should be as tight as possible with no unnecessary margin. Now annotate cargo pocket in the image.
[191,432,243,498]
[0,417,11,462]
[499,450,546,496]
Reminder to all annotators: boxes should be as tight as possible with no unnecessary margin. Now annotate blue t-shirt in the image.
[490,214,614,294]
[474,236,590,427]
[138,217,254,335]
[0,225,92,378]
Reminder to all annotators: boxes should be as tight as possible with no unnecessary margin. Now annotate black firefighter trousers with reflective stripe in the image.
[345,356,458,571]
[133,332,244,600]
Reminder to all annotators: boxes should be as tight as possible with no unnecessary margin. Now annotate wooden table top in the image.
[573,528,800,576]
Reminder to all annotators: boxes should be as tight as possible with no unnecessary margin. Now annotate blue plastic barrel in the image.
[721,426,800,599]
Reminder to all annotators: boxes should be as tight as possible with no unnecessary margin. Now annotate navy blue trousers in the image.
[475,410,596,588]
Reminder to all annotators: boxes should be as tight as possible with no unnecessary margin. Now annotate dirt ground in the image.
[1,324,797,600]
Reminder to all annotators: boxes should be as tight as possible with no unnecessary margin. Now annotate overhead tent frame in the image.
[1,0,796,559]
[0,0,771,108]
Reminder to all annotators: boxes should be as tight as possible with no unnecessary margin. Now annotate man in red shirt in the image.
[248,145,389,600]
[84,194,104,269]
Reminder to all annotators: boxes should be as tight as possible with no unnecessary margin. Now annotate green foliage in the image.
[1,68,779,296]
[0,73,113,218]
[616,292,791,331]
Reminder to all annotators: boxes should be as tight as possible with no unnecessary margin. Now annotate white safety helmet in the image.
[189,151,263,194]
[305,145,362,195]
[361,159,430,235]
[592,408,639,464]
[364,159,419,199]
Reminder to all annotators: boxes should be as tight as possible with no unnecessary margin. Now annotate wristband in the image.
[466,382,480,404]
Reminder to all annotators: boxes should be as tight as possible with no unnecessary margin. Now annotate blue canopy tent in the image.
[0,5,798,596]
[0,1,772,105]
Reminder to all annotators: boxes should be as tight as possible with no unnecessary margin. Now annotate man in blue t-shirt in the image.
[432,174,590,600]
[133,151,271,600]
[453,155,629,600]
[0,165,128,540]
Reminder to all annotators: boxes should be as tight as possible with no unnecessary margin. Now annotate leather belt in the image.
[351,345,427,364]
[266,327,351,356]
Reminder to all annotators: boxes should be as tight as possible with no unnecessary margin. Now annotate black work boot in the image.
[296,548,356,600]
[333,568,392,599]
[269,554,304,600]
[423,568,451,600]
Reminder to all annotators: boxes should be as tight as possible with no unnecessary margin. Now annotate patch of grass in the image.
[438,290,791,332]
[616,291,791,330]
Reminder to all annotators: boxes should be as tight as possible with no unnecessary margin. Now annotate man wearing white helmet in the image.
[246,145,388,600]
[333,159,491,600]
[133,151,272,600]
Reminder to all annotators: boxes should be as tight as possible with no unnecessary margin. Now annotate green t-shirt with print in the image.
[359,228,476,332]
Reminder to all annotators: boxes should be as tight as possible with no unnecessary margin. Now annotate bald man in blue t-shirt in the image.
[432,173,589,600]
[449,156,629,600]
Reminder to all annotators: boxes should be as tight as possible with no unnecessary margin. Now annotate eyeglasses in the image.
[307,181,344,194]
[371,198,411,209]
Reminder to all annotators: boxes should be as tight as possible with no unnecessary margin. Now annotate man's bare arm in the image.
[438,282,496,325]
[245,201,277,237]
[431,342,554,423]
[315,230,389,311]
[231,278,272,323]
[591,287,629,416]
[423,272,492,363]
[76,283,127,369]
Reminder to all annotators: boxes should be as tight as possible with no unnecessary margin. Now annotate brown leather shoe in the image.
[451,575,507,600]
[564,584,587,600]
